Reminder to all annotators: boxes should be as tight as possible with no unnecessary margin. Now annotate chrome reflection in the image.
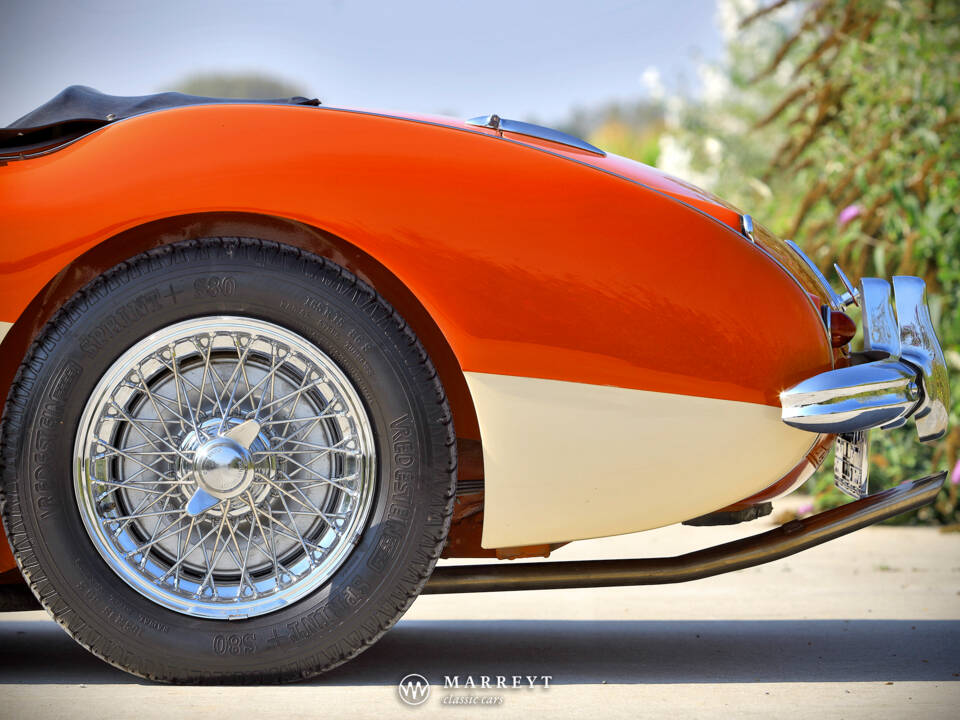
[781,360,921,433]
[784,240,844,309]
[860,278,900,358]
[782,273,949,443]
[466,114,606,156]
[893,276,950,442]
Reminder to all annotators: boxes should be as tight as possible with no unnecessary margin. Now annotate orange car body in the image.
[0,103,836,572]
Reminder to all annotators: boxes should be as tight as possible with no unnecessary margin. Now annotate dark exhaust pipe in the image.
[423,472,945,594]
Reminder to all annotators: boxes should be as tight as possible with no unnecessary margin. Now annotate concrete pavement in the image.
[1,502,958,719]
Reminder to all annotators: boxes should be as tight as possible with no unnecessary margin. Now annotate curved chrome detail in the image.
[784,240,844,309]
[466,114,606,156]
[741,214,755,243]
[860,278,901,359]
[782,272,949,443]
[74,316,377,619]
[781,360,921,434]
[834,264,860,307]
[893,276,950,442]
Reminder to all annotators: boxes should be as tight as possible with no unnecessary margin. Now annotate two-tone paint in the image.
[0,103,833,556]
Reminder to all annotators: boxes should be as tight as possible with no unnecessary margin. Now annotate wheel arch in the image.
[0,210,480,451]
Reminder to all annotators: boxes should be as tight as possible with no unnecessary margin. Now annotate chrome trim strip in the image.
[781,360,921,434]
[784,240,843,309]
[741,214,755,243]
[834,264,860,307]
[466,114,606,156]
[893,276,950,442]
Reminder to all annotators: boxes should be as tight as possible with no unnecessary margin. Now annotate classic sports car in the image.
[0,87,949,683]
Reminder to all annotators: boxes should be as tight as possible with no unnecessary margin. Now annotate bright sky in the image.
[2,0,723,125]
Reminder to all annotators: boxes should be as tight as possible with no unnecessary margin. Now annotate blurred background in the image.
[2,0,957,522]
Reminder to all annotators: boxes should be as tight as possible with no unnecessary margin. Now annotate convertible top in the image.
[1,85,320,157]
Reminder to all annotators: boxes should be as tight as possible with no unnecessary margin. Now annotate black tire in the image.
[0,238,456,683]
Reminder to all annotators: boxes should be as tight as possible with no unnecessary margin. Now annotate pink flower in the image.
[797,502,814,516]
[950,459,960,486]
[837,204,862,226]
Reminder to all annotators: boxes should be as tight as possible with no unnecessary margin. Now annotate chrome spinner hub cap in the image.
[74,317,377,619]
[193,436,253,498]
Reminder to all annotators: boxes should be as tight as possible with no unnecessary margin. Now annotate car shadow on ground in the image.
[0,615,957,685]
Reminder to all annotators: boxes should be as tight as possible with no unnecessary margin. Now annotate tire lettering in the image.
[213,633,256,655]
[193,276,236,298]
[78,288,163,357]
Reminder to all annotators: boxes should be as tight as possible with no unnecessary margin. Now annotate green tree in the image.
[661,0,960,522]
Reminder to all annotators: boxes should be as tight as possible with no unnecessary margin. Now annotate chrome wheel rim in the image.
[74,316,377,619]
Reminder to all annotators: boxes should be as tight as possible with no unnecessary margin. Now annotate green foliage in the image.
[550,100,665,166]
[662,0,960,521]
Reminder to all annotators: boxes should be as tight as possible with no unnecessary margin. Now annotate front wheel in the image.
[1,238,455,683]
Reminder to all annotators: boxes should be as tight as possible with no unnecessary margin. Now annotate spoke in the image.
[163,348,201,434]
[167,344,191,435]
[273,474,358,491]
[272,486,313,560]
[265,471,345,523]
[174,517,196,591]
[253,378,326,422]
[255,439,358,456]
[92,439,178,481]
[224,515,256,598]
[120,494,193,552]
[133,390,198,432]
[228,344,294,418]
[233,521,294,585]
[279,475,346,538]
[195,513,231,598]
[111,484,182,537]
[249,501,327,555]
[94,448,181,458]
[93,455,188,502]
[96,481,169,499]
[195,334,226,421]
[110,508,187,522]
[131,372,182,450]
[253,370,323,446]
[263,455,359,497]
[246,490,291,586]
[157,520,223,581]
[256,411,332,452]
[252,342,279,418]
[138,492,179,569]
[217,336,255,431]
[104,401,196,464]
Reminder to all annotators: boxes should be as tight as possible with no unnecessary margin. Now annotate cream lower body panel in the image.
[0,321,11,346]
[465,372,814,548]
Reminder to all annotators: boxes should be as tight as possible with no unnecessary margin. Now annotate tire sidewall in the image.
[2,240,453,679]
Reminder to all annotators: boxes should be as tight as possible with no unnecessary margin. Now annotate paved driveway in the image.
[2,505,958,719]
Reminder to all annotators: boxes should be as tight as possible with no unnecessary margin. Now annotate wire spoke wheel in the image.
[5,239,455,682]
[74,316,377,619]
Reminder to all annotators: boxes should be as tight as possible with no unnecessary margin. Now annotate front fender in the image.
[0,103,833,545]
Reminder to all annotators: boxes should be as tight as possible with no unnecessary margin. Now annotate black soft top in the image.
[1,85,320,158]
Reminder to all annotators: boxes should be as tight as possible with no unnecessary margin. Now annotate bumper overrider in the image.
[780,273,949,443]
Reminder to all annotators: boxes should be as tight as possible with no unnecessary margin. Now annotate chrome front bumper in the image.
[781,275,950,443]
